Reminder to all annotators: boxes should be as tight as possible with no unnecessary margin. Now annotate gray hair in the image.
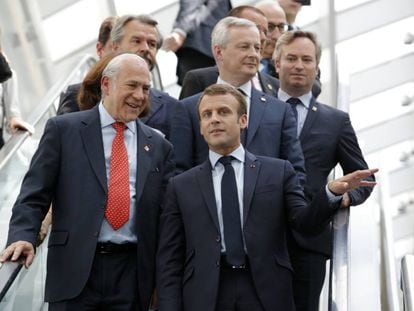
[211,16,258,53]
[111,14,162,49]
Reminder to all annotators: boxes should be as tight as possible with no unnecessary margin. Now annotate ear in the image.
[275,58,281,73]
[96,42,103,58]
[213,45,223,63]
[101,76,110,96]
[239,114,248,130]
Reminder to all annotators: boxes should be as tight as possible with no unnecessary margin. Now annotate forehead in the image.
[199,93,240,110]
[123,20,158,38]
[240,10,267,29]
[282,37,316,55]
[116,59,150,82]
[267,8,287,23]
[227,26,260,44]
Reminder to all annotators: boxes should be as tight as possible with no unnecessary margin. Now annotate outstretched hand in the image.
[328,168,378,198]
[0,241,35,268]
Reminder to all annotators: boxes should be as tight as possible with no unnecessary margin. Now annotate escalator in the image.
[0,55,96,310]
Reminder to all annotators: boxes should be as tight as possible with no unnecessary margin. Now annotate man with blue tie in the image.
[157,83,377,311]
[170,16,305,186]
[274,30,375,311]
[0,54,174,310]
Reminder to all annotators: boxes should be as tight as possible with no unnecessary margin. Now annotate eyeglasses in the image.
[268,22,289,34]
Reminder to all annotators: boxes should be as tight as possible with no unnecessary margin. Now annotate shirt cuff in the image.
[325,185,343,203]
[172,28,187,39]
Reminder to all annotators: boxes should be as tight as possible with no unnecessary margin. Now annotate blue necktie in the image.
[287,97,301,121]
[219,156,245,266]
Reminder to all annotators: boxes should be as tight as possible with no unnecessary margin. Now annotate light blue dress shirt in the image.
[97,102,138,244]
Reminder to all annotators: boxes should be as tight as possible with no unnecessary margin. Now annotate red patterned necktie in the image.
[105,122,130,230]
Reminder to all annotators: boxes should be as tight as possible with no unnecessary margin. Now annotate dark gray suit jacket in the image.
[173,0,231,58]
[157,151,338,311]
[6,106,175,310]
[179,66,279,99]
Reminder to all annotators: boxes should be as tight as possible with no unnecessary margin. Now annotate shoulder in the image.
[138,121,173,147]
[316,101,349,120]
[150,88,178,103]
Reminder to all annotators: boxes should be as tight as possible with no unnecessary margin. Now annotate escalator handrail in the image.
[0,261,23,302]
[401,254,414,311]
[0,54,96,172]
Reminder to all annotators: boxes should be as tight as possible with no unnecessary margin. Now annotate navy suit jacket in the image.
[290,98,373,255]
[170,88,306,185]
[179,66,279,99]
[157,151,338,311]
[57,83,178,139]
[6,106,175,310]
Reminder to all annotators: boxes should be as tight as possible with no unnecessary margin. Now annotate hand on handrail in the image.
[0,241,35,269]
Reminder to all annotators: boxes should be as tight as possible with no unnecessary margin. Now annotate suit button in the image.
[216,260,220,267]
[93,231,99,237]
[215,236,221,242]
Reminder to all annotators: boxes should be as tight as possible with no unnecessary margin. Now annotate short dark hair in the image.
[197,84,247,119]
[97,16,118,46]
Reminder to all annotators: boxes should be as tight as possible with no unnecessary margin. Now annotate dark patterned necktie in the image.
[219,156,245,266]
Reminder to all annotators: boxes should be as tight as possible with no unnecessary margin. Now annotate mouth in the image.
[210,129,225,135]
[126,102,140,109]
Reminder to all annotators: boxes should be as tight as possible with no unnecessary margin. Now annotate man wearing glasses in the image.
[255,1,288,78]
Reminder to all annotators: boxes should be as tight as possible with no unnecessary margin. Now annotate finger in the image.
[24,252,35,268]
[11,246,23,261]
[0,247,14,262]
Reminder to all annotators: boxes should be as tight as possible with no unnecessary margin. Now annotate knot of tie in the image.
[287,97,302,107]
[219,156,234,167]
[113,122,126,133]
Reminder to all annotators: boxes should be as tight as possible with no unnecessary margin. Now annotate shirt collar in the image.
[277,89,312,109]
[99,102,136,134]
[216,77,252,99]
[209,145,245,169]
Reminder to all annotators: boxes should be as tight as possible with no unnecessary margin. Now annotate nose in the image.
[210,111,221,123]
[133,87,145,100]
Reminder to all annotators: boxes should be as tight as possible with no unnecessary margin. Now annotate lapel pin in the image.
[267,84,273,90]
[260,96,266,102]
[312,106,317,112]
[250,164,256,168]
[144,144,151,152]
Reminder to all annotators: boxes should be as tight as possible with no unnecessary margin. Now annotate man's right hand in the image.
[0,241,35,268]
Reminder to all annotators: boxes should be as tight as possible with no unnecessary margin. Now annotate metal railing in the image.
[401,255,414,311]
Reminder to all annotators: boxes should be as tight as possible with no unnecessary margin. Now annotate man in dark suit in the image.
[274,30,375,311]
[179,5,279,99]
[157,84,377,311]
[0,54,174,310]
[162,0,232,85]
[58,14,178,140]
[171,16,305,185]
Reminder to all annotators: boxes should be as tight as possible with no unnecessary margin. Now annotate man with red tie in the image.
[0,53,174,310]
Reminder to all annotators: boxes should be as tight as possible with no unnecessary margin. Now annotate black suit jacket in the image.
[170,87,306,185]
[57,83,178,139]
[6,106,175,309]
[290,98,373,255]
[179,66,279,99]
[157,151,339,311]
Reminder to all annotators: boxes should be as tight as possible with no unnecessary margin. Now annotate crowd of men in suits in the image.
[0,1,377,311]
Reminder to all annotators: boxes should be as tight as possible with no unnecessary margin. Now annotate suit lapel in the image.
[246,88,267,146]
[258,72,276,96]
[243,151,260,225]
[135,121,153,202]
[80,106,107,192]
[140,89,163,124]
[196,161,220,232]
[300,97,318,141]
